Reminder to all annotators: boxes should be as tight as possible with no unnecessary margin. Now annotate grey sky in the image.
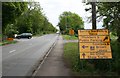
[35,0,103,29]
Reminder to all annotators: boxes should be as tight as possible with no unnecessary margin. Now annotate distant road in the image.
[2,34,58,76]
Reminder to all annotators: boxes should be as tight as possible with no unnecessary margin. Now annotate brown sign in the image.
[69,29,74,35]
[78,29,108,35]
[79,35,110,43]
[78,29,112,59]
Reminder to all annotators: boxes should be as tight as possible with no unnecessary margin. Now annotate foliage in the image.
[62,35,78,40]
[5,24,17,37]
[2,2,28,34]
[97,2,120,42]
[2,2,57,38]
[58,11,84,34]
[85,2,120,42]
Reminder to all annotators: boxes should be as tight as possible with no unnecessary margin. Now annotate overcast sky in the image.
[34,0,103,29]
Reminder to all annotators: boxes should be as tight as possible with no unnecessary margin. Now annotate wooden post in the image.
[91,2,96,29]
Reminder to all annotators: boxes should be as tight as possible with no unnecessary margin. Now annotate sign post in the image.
[78,29,112,59]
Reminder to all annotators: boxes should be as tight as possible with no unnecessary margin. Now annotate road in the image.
[2,34,58,76]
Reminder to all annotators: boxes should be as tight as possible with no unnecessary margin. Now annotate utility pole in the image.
[91,2,96,29]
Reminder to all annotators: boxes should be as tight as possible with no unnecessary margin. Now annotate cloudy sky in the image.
[34,0,103,29]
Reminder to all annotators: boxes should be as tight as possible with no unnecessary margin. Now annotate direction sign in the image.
[78,29,108,35]
[79,35,110,43]
[69,29,74,35]
[78,29,112,59]
[79,43,111,52]
[80,52,112,59]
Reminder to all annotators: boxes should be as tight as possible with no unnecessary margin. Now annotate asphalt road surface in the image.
[2,34,59,76]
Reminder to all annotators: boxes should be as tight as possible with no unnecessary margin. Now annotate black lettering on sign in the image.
[97,56,108,58]
[96,46,106,48]
[88,56,97,59]
[90,52,95,55]
[98,50,107,52]
[96,52,105,55]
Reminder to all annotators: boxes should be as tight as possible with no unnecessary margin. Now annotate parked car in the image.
[16,33,32,39]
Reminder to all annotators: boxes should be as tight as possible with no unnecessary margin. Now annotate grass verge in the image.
[0,40,17,46]
[62,35,78,40]
[64,41,119,76]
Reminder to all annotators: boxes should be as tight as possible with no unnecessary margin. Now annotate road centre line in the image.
[9,50,16,53]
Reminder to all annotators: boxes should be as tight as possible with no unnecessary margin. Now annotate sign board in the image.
[78,29,109,35]
[79,43,111,52]
[69,29,74,35]
[78,29,112,59]
[79,35,110,43]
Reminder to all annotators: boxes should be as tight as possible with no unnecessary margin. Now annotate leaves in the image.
[2,2,57,37]
[58,11,84,34]
[2,2,28,34]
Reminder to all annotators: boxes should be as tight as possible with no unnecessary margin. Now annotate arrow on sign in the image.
[82,53,86,58]
[82,45,88,49]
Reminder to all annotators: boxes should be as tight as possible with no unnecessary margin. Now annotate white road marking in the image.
[9,50,16,53]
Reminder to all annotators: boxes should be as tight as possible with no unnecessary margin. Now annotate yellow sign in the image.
[79,35,110,43]
[79,43,111,52]
[80,52,112,59]
[78,29,112,59]
[69,29,74,35]
[78,29,108,35]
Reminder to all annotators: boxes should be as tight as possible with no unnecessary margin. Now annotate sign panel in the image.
[80,52,112,59]
[79,43,111,53]
[69,29,74,35]
[78,29,112,59]
[78,29,108,35]
[79,35,110,43]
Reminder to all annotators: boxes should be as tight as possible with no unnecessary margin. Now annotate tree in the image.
[85,2,120,42]
[58,11,84,34]
[2,2,28,34]
[97,2,120,41]
[3,2,57,38]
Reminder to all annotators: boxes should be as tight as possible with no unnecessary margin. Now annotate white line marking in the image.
[9,50,16,53]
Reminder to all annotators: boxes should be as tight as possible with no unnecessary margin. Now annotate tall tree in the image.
[97,2,120,41]
[15,2,57,35]
[85,2,120,41]
[58,11,84,34]
[2,2,28,34]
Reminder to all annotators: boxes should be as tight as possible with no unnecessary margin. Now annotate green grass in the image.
[0,34,18,46]
[64,43,82,72]
[0,40,17,46]
[0,34,2,38]
[64,42,96,75]
[63,40,120,76]
[62,35,78,40]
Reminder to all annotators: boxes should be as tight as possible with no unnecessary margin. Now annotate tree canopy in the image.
[2,2,28,34]
[97,2,120,41]
[2,2,57,38]
[85,2,120,41]
[58,11,84,34]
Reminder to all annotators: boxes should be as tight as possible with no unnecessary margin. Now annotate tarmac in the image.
[34,35,71,76]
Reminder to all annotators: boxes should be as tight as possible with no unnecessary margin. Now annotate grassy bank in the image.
[63,41,120,76]
[0,40,17,46]
[62,35,78,40]
[0,34,18,46]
